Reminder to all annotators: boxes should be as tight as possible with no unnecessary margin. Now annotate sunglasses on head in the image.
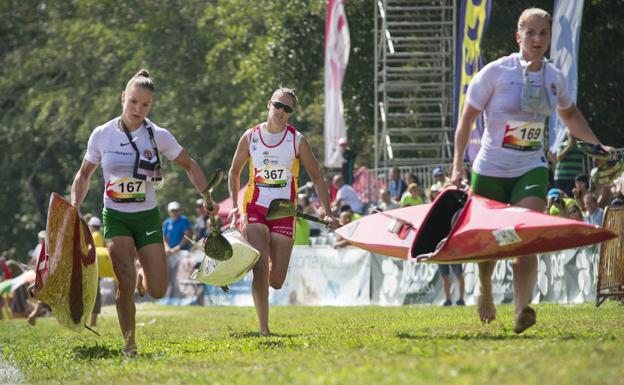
[271,100,294,113]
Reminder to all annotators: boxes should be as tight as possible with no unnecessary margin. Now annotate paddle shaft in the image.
[201,190,220,236]
[202,168,224,236]
[296,211,331,226]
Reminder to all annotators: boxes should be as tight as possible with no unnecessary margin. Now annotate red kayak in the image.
[335,203,431,259]
[336,188,616,263]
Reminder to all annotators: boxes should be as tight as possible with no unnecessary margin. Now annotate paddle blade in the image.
[204,233,233,261]
[266,199,296,221]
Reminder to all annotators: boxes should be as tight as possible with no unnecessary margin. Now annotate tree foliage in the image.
[0,0,620,259]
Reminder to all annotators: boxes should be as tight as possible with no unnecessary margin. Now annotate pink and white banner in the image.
[324,0,350,168]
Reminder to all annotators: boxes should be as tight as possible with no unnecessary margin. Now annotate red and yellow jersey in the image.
[243,123,301,210]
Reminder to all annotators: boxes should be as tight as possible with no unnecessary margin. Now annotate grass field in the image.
[1,302,623,385]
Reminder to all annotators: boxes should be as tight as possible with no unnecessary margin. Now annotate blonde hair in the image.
[272,87,298,108]
[517,8,552,31]
[126,69,155,92]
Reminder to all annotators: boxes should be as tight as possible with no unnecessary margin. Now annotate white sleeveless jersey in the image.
[243,123,302,209]
[466,53,573,178]
[84,117,183,212]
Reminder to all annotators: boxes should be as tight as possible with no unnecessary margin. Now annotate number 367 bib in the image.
[106,177,146,203]
[254,166,290,188]
[502,120,544,151]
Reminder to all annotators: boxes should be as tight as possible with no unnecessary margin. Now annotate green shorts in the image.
[471,167,548,204]
[102,206,163,249]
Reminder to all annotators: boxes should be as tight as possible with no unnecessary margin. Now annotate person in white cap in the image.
[162,201,191,255]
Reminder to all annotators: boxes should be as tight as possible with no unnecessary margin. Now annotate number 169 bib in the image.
[502,120,545,151]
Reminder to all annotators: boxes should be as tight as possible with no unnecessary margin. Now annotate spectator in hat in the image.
[162,201,191,255]
[432,167,450,187]
[338,137,357,186]
[428,183,443,202]
[546,188,566,216]
[88,217,104,247]
[193,198,215,241]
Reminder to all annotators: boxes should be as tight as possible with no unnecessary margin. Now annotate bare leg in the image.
[245,224,271,336]
[267,233,295,290]
[137,243,168,299]
[477,260,496,322]
[442,275,452,303]
[510,196,545,333]
[27,301,44,326]
[456,271,465,300]
[109,236,139,354]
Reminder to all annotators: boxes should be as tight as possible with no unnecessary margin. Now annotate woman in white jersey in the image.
[228,87,339,336]
[71,70,218,354]
[451,9,612,333]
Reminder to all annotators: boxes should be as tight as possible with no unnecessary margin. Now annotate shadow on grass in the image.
[229,331,302,339]
[396,330,594,341]
[73,344,156,360]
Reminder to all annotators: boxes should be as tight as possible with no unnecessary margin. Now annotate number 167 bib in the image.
[106,177,146,203]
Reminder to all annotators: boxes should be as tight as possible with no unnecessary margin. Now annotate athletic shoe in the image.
[455,299,465,306]
[443,299,452,306]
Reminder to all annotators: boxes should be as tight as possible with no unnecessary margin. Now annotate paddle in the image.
[184,235,229,292]
[266,198,332,226]
[200,169,232,261]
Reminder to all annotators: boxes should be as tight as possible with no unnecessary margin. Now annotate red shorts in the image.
[243,203,294,238]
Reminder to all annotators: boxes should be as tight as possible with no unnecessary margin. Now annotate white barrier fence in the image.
[100,244,600,306]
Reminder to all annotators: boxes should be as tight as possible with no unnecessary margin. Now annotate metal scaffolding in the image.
[374,0,456,168]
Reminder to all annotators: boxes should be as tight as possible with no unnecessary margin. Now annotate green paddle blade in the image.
[266,199,296,221]
[204,232,233,261]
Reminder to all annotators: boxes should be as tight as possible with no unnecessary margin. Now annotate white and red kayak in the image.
[336,188,616,263]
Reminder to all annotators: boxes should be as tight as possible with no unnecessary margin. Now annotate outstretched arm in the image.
[71,160,98,211]
[174,150,218,215]
[228,134,250,225]
[451,104,481,186]
[174,149,210,193]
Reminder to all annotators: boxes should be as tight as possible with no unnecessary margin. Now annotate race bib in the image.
[106,177,146,203]
[254,166,290,188]
[502,121,545,151]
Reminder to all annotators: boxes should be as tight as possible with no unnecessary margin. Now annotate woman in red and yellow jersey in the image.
[228,87,338,336]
